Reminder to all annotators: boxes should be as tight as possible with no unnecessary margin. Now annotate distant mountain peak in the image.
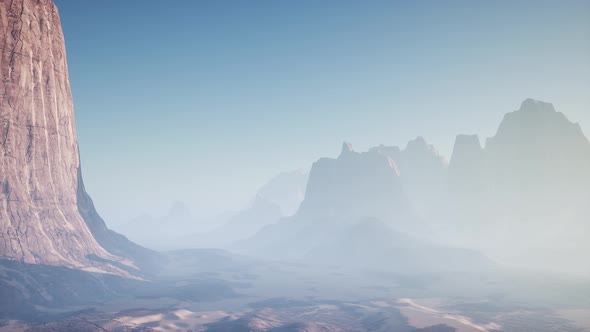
[518,98,556,113]
[405,136,428,151]
[404,136,444,162]
[479,98,590,208]
[340,141,354,157]
[489,99,588,148]
[168,201,192,219]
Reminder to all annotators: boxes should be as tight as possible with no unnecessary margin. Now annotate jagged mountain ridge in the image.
[444,99,590,274]
[370,136,447,219]
[486,99,590,201]
[448,99,590,207]
[235,141,462,267]
[238,98,589,275]
[298,142,415,224]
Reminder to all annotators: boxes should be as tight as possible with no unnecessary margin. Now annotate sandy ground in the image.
[394,298,502,332]
[557,309,590,331]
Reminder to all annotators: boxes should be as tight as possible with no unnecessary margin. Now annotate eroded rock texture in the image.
[0,0,152,275]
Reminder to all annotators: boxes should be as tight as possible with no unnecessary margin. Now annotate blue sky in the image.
[55,0,590,224]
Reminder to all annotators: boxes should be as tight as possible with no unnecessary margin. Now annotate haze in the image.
[1,0,589,331]
[56,0,590,224]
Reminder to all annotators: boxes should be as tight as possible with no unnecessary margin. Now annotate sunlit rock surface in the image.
[0,0,154,276]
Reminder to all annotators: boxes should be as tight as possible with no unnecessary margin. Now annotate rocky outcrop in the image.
[448,99,590,204]
[235,142,488,271]
[0,0,154,276]
[402,137,446,217]
[235,143,426,259]
[370,137,447,218]
[298,142,412,223]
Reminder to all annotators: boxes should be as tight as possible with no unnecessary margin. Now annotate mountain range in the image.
[236,99,590,275]
[114,170,308,250]
[1,0,589,324]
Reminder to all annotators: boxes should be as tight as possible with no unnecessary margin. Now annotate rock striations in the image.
[0,0,154,276]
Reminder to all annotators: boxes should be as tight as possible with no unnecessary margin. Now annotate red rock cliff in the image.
[0,0,154,276]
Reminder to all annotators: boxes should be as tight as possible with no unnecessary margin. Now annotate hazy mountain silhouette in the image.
[445,99,590,275]
[256,170,308,217]
[485,99,590,204]
[235,143,487,272]
[116,171,307,250]
[371,136,447,220]
[192,171,307,248]
[298,142,416,226]
[236,99,590,276]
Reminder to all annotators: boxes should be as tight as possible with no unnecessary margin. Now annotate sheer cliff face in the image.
[0,0,145,274]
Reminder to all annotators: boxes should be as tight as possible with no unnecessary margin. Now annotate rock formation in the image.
[485,99,590,204]
[445,99,590,275]
[370,137,447,218]
[235,142,488,272]
[0,0,154,276]
[236,142,465,263]
[447,99,590,212]
[298,142,413,224]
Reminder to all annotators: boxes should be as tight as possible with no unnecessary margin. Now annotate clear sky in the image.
[55,0,590,225]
